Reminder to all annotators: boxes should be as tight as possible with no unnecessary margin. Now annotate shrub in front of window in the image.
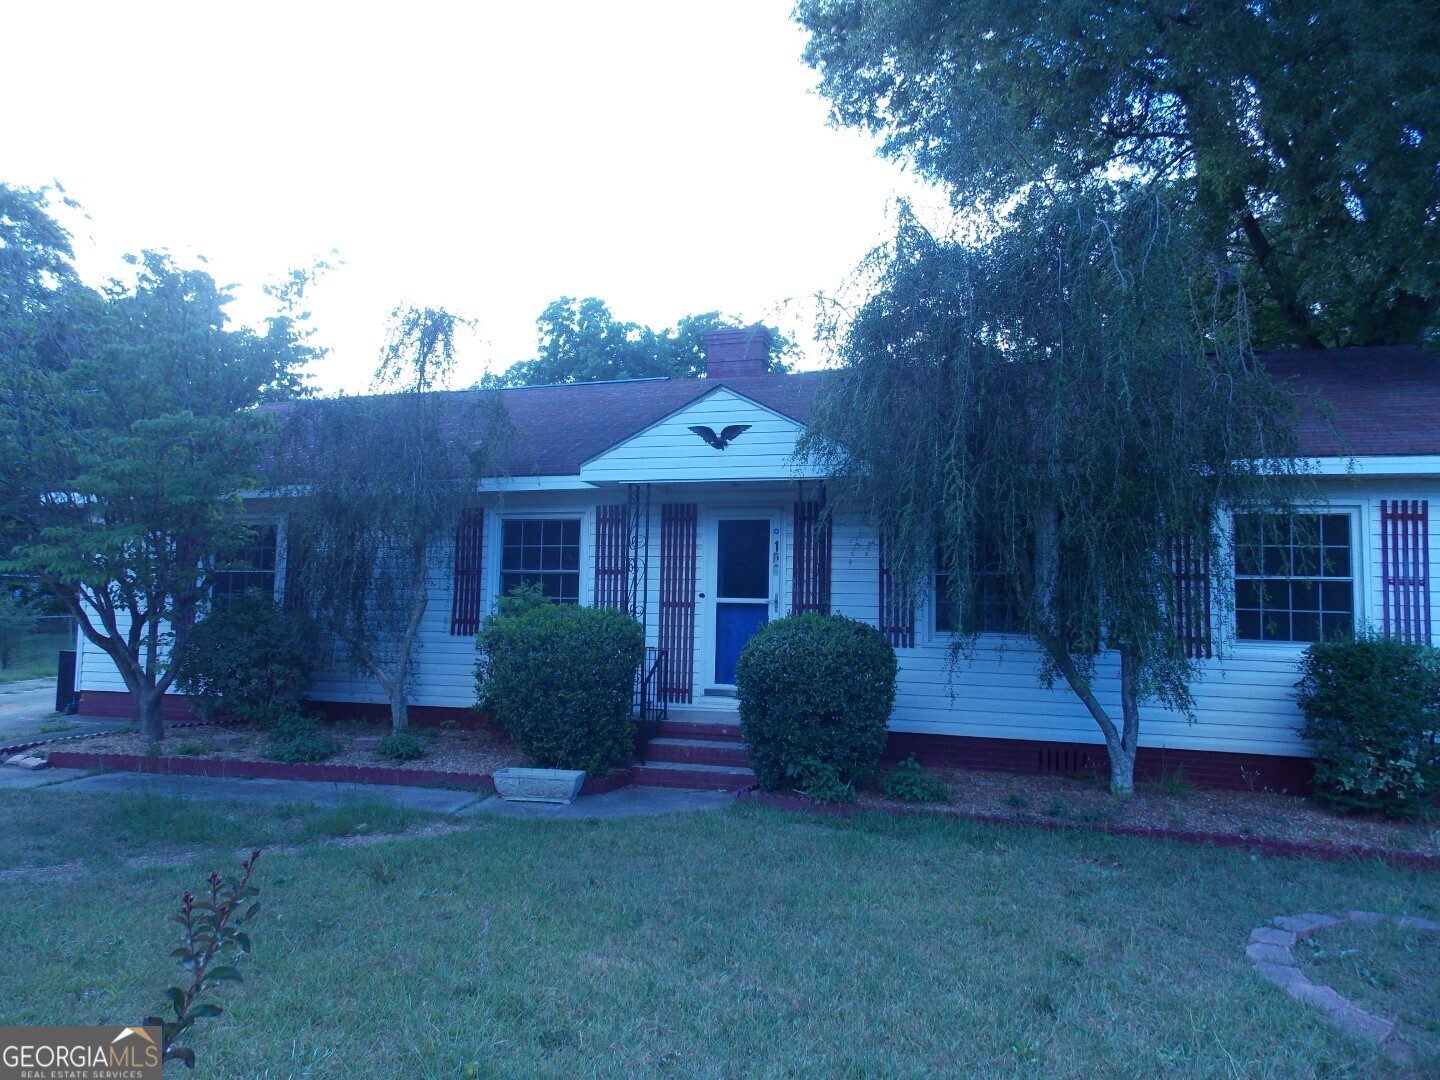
[173,592,318,726]
[477,586,644,775]
[1294,635,1440,819]
[736,613,898,792]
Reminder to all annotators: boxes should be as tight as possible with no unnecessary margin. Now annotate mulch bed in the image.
[746,764,1440,868]
[30,724,1440,865]
[41,722,641,796]
[878,766,1440,856]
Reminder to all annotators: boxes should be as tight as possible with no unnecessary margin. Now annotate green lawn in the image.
[1,792,1436,1078]
[0,629,71,682]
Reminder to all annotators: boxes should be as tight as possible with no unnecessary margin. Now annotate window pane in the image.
[1233,512,1352,643]
[717,520,770,599]
[500,518,581,605]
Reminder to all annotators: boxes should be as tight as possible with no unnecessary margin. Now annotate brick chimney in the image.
[704,325,772,379]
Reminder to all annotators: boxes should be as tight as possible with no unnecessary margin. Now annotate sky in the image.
[5,1,948,394]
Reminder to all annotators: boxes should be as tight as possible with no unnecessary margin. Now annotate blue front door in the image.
[713,518,771,684]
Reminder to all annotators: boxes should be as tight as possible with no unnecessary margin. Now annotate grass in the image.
[1296,920,1440,1063]
[0,789,433,869]
[0,630,71,683]
[1,795,1436,1078]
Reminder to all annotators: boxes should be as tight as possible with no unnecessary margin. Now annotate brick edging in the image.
[735,791,1440,871]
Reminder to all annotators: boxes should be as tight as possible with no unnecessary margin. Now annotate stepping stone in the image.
[1287,982,1346,1013]
[1245,941,1294,965]
[1253,961,1308,990]
[1274,913,1340,936]
[4,754,48,770]
[1329,1005,1394,1044]
[1393,916,1440,932]
[1342,910,1387,925]
[1250,927,1297,947]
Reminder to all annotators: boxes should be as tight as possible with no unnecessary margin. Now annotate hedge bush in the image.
[477,587,644,775]
[1294,635,1440,819]
[173,592,317,725]
[265,711,339,764]
[736,613,898,792]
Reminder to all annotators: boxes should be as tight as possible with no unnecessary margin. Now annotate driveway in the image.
[0,678,126,745]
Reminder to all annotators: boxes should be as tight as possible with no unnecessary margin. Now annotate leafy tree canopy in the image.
[484,296,795,386]
[796,0,1440,347]
[281,306,509,730]
[0,183,319,741]
[801,187,1302,794]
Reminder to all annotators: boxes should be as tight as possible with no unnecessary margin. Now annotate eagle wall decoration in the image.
[688,424,751,450]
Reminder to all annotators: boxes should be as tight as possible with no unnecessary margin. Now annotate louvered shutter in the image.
[1381,500,1431,644]
[450,508,485,636]
[658,503,698,703]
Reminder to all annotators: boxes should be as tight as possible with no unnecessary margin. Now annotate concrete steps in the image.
[631,761,755,791]
[634,708,753,790]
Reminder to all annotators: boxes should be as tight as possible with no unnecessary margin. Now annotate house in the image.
[72,330,1439,791]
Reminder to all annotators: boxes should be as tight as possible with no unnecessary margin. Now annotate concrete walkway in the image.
[0,679,132,746]
[0,764,731,819]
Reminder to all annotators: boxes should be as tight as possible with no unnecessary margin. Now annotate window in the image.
[212,523,278,600]
[500,518,581,603]
[935,533,1019,635]
[1234,513,1354,642]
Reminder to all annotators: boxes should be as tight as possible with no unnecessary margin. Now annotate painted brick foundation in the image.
[75,691,1316,794]
[884,732,1316,795]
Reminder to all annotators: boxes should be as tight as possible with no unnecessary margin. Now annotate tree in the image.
[795,0,1440,348]
[800,188,1301,795]
[485,296,794,386]
[281,306,508,730]
[1,190,316,742]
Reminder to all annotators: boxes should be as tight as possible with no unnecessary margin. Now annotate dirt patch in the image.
[74,723,529,778]
[861,765,1440,858]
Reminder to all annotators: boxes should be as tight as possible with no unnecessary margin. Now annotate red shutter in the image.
[1173,537,1212,659]
[1382,499,1431,645]
[658,503,697,703]
[792,495,832,614]
[450,508,485,636]
[877,532,914,648]
[595,504,628,610]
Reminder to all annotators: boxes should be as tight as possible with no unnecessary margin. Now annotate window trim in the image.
[493,512,587,607]
[211,520,281,603]
[1229,506,1362,649]
[931,534,1022,640]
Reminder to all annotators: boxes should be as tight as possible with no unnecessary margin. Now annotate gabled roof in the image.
[1258,345,1440,457]
[268,346,1436,481]
[478,371,826,477]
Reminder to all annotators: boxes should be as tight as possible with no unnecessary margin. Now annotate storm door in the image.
[712,517,774,685]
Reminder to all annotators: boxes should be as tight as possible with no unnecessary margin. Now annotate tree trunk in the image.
[137,687,166,744]
[389,688,410,731]
[1109,646,1144,797]
[387,543,430,732]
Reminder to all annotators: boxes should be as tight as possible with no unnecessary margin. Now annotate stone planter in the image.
[493,767,587,804]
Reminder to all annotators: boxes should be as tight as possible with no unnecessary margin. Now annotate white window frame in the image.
[1229,505,1363,649]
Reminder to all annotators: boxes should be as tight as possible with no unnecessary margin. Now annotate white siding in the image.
[580,388,823,484]
[76,476,1440,762]
[827,480,1440,759]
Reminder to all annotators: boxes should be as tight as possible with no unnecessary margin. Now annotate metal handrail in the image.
[632,646,667,763]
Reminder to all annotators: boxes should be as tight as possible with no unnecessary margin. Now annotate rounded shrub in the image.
[173,592,317,725]
[1294,634,1440,819]
[477,587,644,775]
[736,613,898,793]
